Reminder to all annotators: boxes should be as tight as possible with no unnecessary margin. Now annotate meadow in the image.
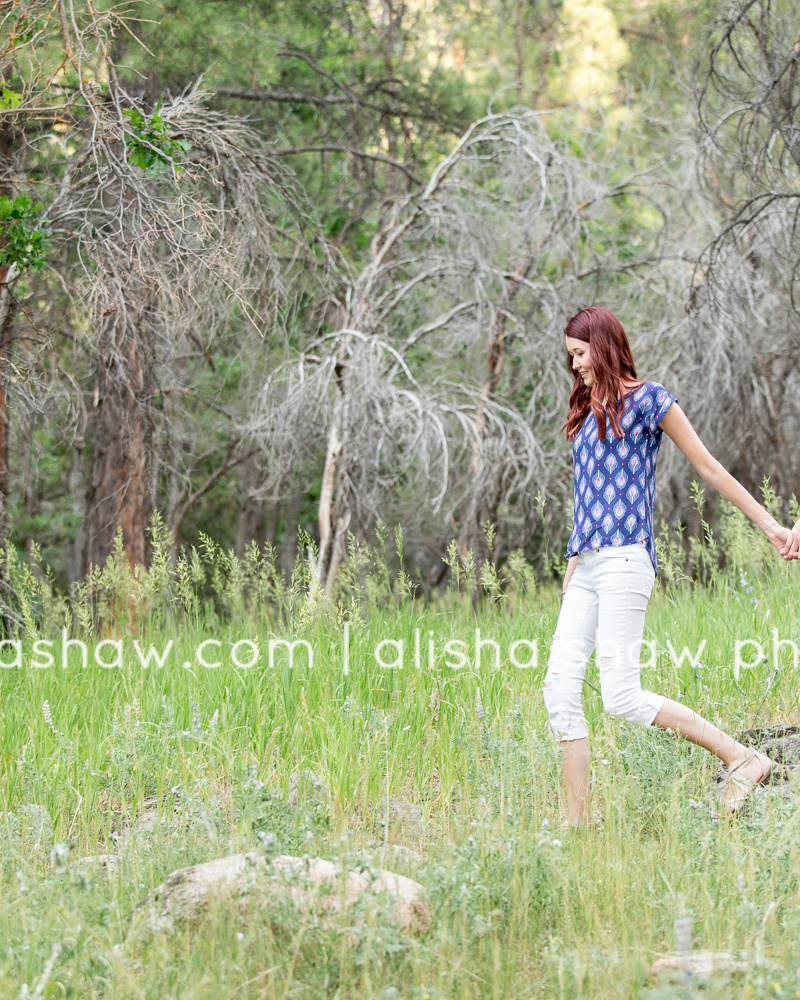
[1,489,800,999]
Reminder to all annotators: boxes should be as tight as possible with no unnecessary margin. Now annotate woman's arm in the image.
[562,554,578,596]
[659,403,791,555]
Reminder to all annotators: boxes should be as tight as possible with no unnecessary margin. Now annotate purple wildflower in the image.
[190,696,203,736]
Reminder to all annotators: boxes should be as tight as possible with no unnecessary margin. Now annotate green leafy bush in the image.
[122,97,192,173]
[0,195,50,272]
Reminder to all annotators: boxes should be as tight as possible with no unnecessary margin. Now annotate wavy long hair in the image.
[561,307,642,442]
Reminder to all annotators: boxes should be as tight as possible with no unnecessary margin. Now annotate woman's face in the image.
[566,336,594,389]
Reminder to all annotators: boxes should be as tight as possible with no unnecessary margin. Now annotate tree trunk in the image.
[65,440,86,587]
[316,355,349,597]
[459,235,551,569]
[0,120,17,630]
[515,0,525,99]
[235,458,268,561]
[279,490,302,580]
[459,304,515,570]
[0,263,19,564]
[323,464,352,604]
[266,498,281,550]
[83,299,155,576]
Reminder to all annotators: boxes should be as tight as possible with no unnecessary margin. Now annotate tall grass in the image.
[1,487,799,998]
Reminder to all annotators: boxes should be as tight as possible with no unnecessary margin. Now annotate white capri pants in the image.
[543,541,665,741]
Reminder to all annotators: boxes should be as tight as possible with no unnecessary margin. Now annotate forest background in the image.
[2,0,799,606]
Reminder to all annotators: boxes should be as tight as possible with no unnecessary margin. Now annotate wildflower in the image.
[551,838,562,848]
[746,586,753,594]
[190,696,202,736]
[475,688,485,720]
[49,842,71,867]
[42,701,53,730]
[42,701,60,736]
[751,598,758,605]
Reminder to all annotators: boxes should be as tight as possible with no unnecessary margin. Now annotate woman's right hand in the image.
[779,519,800,559]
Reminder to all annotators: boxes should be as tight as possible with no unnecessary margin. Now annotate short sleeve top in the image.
[566,381,678,575]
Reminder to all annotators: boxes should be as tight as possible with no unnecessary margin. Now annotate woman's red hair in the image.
[561,307,641,442]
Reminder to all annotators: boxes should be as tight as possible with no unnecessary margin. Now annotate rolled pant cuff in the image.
[548,722,590,741]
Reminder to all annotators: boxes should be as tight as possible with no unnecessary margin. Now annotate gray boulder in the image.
[128,852,431,943]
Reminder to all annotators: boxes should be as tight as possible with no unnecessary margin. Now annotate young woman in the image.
[544,306,793,825]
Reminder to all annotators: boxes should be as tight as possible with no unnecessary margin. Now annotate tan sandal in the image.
[720,749,774,816]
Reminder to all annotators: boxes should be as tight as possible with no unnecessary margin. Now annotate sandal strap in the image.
[722,750,773,815]
[727,749,770,779]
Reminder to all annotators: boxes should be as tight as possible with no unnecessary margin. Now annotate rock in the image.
[128,853,430,943]
[65,854,121,875]
[287,770,329,807]
[109,795,180,844]
[130,853,266,938]
[375,797,428,835]
[386,844,428,865]
[269,855,429,935]
[650,951,761,976]
[710,725,798,799]
[132,806,182,836]
[110,790,226,845]
[368,867,430,935]
[739,724,800,765]
[365,842,427,865]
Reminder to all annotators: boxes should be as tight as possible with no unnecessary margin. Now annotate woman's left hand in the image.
[779,519,800,560]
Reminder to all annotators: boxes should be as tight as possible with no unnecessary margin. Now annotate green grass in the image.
[1,496,800,998]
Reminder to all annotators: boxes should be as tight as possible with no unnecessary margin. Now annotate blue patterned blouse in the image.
[566,381,678,575]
